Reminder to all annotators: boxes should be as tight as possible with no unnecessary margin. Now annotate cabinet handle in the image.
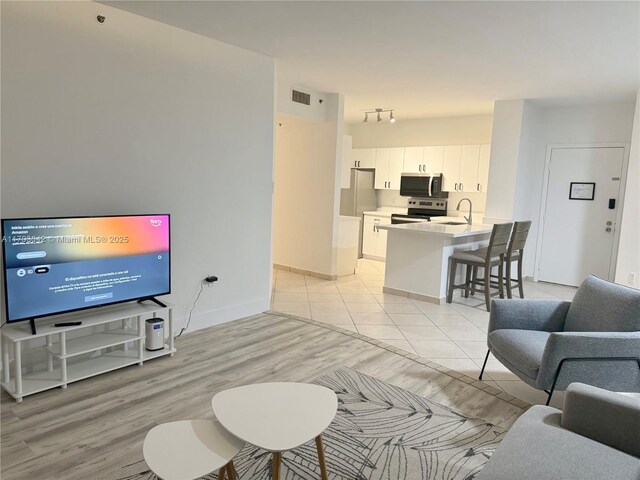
[423,164,426,171]
[388,181,391,189]
[460,183,463,191]
[477,183,481,191]
[454,183,458,191]
[418,164,422,172]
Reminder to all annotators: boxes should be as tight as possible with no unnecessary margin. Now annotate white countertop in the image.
[379,218,493,238]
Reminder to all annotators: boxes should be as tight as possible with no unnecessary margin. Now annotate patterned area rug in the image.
[113,367,504,480]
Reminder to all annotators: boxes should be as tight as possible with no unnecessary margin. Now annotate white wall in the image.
[1,2,275,332]
[348,114,493,213]
[486,99,636,278]
[615,93,640,288]
[273,104,342,276]
[484,100,526,223]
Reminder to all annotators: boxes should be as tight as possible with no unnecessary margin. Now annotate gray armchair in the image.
[476,383,640,479]
[479,275,640,404]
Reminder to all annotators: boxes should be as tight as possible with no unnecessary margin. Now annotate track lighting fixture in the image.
[362,108,396,124]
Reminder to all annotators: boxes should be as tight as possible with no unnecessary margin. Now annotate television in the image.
[2,214,170,332]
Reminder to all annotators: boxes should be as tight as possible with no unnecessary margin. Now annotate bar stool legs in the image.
[447,258,457,303]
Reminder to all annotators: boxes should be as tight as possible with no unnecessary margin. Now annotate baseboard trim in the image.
[383,286,444,304]
[273,264,337,281]
[179,297,271,335]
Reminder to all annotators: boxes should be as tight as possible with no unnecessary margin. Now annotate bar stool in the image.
[446,223,513,312]
[143,419,245,480]
[472,220,532,299]
[504,220,531,299]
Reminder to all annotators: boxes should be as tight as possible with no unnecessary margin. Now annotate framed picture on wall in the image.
[569,182,595,200]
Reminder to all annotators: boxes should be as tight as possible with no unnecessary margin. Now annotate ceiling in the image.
[104,1,640,122]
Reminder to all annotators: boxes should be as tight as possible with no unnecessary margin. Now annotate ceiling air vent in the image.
[291,89,311,106]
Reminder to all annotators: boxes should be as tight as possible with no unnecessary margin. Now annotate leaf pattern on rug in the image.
[115,367,505,480]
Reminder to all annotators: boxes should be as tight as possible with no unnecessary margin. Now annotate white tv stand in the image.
[1,301,174,402]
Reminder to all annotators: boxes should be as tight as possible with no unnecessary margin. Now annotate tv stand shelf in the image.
[1,302,174,402]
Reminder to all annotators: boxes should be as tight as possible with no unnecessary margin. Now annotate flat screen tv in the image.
[2,214,170,331]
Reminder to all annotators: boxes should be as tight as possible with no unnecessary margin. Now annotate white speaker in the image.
[145,318,165,351]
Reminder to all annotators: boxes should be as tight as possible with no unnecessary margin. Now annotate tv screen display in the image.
[2,214,170,323]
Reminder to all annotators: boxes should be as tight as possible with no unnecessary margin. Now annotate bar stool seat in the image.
[451,249,501,264]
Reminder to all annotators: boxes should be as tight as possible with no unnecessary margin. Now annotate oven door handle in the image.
[428,175,434,197]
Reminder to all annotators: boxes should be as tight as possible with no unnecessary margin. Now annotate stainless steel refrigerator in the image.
[340,169,377,257]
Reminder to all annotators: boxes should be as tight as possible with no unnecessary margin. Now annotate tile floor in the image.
[271,258,579,408]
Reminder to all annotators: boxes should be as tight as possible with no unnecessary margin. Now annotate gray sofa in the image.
[479,275,640,404]
[476,383,640,480]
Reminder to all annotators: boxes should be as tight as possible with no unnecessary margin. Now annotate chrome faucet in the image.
[456,198,473,225]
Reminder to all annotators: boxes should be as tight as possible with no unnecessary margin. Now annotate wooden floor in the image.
[1,313,527,480]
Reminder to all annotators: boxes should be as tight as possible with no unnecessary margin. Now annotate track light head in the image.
[389,111,396,123]
[363,113,368,123]
[376,112,382,122]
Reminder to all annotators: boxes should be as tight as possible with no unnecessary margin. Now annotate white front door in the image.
[537,147,624,287]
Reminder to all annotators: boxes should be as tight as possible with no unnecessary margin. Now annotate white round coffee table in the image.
[211,382,338,480]
[143,419,245,480]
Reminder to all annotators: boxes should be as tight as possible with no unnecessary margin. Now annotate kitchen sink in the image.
[440,221,467,225]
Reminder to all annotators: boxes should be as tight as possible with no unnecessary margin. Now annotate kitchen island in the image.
[378,220,493,304]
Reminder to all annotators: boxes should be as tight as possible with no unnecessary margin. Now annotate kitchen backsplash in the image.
[376,189,486,213]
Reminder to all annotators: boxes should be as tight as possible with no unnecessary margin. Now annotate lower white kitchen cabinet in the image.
[362,214,391,259]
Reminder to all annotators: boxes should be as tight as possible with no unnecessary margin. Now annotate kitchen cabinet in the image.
[374,148,404,190]
[423,146,444,174]
[362,214,391,259]
[442,146,462,192]
[476,144,491,192]
[460,145,480,192]
[340,135,353,189]
[352,148,376,169]
[443,144,483,193]
[403,147,423,173]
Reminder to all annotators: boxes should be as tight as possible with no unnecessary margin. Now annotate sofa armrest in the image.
[539,331,640,386]
[488,299,570,334]
[561,382,640,458]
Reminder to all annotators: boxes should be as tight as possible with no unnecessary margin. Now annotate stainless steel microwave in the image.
[399,173,448,198]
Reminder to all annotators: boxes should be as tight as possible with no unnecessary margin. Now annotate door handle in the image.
[606,221,612,226]
[605,227,612,233]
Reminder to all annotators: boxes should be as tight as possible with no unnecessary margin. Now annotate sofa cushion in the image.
[488,330,549,379]
[475,406,640,480]
[565,275,640,332]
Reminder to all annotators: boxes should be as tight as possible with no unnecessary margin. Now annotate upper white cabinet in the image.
[459,145,480,192]
[423,146,444,174]
[442,146,462,192]
[403,147,424,173]
[374,148,390,189]
[353,148,376,169]
[353,143,491,193]
[387,148,404,190]
[442,144,485,193]
[340,135,353,189]
[476,144,491,192]
[374,148,404,190]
